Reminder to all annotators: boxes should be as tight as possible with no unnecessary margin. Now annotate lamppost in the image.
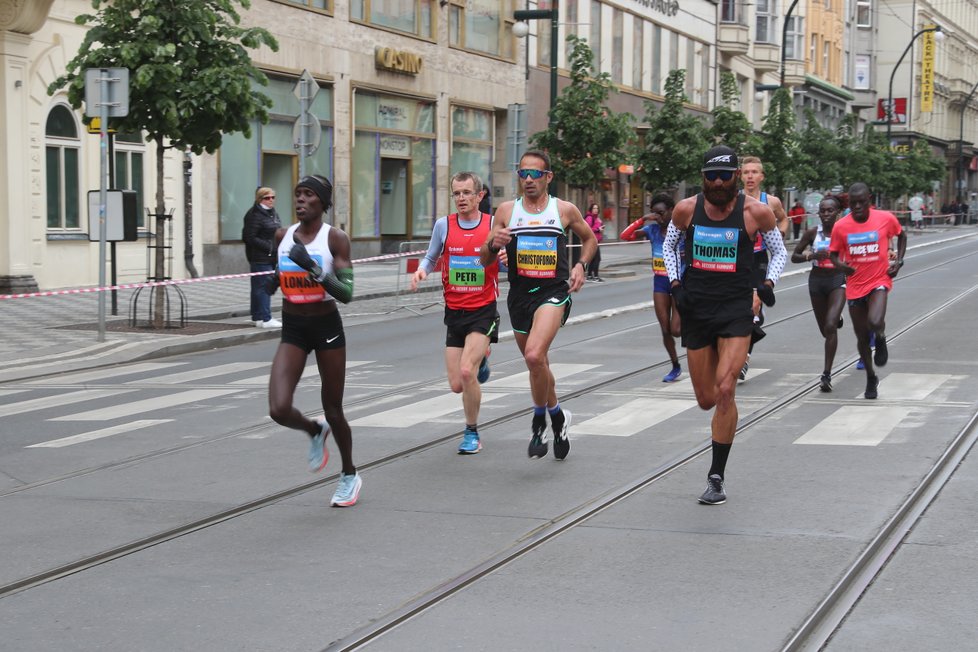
[957,79,978,208]
[513,4,558,130]
[886,24,943,147]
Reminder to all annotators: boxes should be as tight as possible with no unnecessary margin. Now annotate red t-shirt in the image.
[829,208,902,299]
[789,205,806,224]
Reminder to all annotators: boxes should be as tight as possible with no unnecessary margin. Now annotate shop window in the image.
[114,132,146,229]
[449,0,515,60]
[352,0,433,38]
[45,105,81,231]
[451,105,493,202]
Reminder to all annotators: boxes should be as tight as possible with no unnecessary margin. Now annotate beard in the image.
[704,183,738,207]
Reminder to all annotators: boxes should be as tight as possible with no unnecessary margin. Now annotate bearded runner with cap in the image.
[663,145,786,505]
[267,174,362,508]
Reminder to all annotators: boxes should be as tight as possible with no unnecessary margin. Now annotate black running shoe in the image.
[837,317,844,329]
[698,474,727,505]
[874,333,888,367]
[865,374,879,400]
[528,415,549,458]
[820,372,832,392]
[739,361,749,381]
[552,410,572,460]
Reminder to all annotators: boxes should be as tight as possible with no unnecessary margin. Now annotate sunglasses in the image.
[263,195,276,200]
[703,170,735,182]
[517,169,550,180]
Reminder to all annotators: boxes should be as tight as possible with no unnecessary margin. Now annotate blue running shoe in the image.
[856,358,865,370]
[663,366,682,383]
[331,472,362,507]
[477,354,491,384]
[458,428,482,454]
[308,419,330,473]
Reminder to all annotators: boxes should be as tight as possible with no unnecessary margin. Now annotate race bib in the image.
[845,230,880,264]
[447,255,485,291]
[691,226,739,273]
[280,255,326,303]
[516,235,557,278]
[651,240,666,276]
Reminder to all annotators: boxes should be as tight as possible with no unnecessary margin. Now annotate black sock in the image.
[708,441,732,479]
[466,423,477,432]
[549,406,565,432]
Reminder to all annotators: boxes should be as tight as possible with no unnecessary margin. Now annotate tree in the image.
[710,71,760,156]
[634,69,709,192]
[899,139,945,196]
[49,0,278,325]
[758,87,797,196]
[794,108,844,192]
[529,35,634,190]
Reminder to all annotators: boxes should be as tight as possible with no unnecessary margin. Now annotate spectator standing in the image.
[788,199,806,241]
[242,187,282,328]
[584,203,604,281]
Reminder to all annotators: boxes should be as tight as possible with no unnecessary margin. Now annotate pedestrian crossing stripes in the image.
[794,406,911,446]
[125,362,267,385]
[230,360,373,386]
[25,362,186,386]
[0,389,139,418]
[573,398,698,437]
[49,389,242,422]
[27,419,172,448]
[351,392,509,428]
[857,373,952,400]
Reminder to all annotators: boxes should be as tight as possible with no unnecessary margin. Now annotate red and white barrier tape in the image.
[0,249,427,301]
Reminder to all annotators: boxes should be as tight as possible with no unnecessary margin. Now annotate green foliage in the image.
[48,0,278,156]
[634,69,709,191]
[900,139,945,195]
[710,71,760,155]
[758,87,796,194]
[529,35,634,189]
[794,108,844,191]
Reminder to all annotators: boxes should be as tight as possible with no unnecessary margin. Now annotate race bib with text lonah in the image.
[516,235,558,278]
[691,226,739,272]
[280,256,327,303]
[447,255,485,291]
[845,230,880,264]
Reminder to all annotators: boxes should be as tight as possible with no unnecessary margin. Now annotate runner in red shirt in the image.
[829,182,907,399]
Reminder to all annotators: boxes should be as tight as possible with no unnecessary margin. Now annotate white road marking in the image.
[794,406,911,446]
[50,389,242,421]
[230,360,373,386]
[0,389,138,418]
[0,390,28,398]
[660,368,770,392]
[482,363,599,390]
[861,373,952,401]
[574,398,697,436]
[25,362,186,386]
[351,392,509,428]
[27,419,172,448]
[127,362,268,385]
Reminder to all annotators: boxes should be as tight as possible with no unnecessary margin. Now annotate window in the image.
[785,16,804,60]
[114,133,146,229]
[651,25,662,94]
[823,41,830,74]
[589,0,602,72]
[564,0,578,63]
[352,0,433,38]
[45,105,81,231]
[632,19,644,89]
[450,0,514,59]
[755,0,777,44]
[856,0,871,27]
[669,31,678,72]
[686,39,695,97]
[720,0,740,23]
[810,34,818,73]
[611,9,623,84]
[278,0,330,10]
[450,105,493,199]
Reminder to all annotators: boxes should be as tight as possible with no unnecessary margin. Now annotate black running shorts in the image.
[444,302,500,348]
[808,270,846,297]
[507,284,571,334]
[281,310,345,353]
[681,295,753,350]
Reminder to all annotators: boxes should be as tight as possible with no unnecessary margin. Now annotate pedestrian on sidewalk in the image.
[242,187,282,328]
[268,174,361,507]
[584,203,604,281]
[788,199,806,241]
[411,172,500,454]
[481,149,597,461]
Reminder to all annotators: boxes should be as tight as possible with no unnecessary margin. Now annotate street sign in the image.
[293,69,319,102]
[84,68,130,118]
[292,111,322,158]
[87,118,116,134]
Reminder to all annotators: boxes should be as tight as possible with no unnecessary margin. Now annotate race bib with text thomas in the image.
[691,226,739,273]
[516,235,557,278]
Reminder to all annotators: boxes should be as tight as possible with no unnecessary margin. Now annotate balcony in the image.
[782,60,806,87]
[752,43,780,71]
[717,23,749,56]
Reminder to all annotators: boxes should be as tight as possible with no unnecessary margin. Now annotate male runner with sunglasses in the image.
[663,145,786,504]
[480,150,597,460]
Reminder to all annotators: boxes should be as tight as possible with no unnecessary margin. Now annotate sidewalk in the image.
[0,242,653,382]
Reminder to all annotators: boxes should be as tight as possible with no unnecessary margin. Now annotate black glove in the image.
[756,283,776,307]
[671,284,691,315]
[751,323,767,345]
[288,241,326,283]
[264,268,279,295]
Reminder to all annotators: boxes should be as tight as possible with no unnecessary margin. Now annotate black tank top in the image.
[683,194,755,301]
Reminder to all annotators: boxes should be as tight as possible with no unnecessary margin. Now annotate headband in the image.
[296,176,333,211]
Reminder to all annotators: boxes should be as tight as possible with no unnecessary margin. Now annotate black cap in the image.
[702,145,739,172]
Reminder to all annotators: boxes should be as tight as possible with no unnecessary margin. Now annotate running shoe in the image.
[477,351,491,384]
[819,372,832,393]
[739,361,749,381]
[837,317,844,329]
[698,474,727,505]
[308,419,330,473]
[856,358,865,370]
[553,409,572,460]
[662,366,682,383]
[865,374,879,400]
[528,415,549,459]
[874,333,888,367]
[458,428,482,454]
[331,472,362,507]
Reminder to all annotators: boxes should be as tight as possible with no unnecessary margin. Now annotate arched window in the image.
[115,132,146,228]
[45,105,81,230]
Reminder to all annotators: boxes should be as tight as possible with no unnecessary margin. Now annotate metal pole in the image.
[549,2,559,197]
[887,27,938,146]
[958,79,978,204]
[97,71,109,343]
[780,0,801,87]
[299,76,309,180]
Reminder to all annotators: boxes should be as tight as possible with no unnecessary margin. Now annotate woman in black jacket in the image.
[242,187,283,327]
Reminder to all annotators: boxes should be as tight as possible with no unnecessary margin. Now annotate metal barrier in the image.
[390,241,443,315]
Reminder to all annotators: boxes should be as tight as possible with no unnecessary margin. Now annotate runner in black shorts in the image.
[664,145,786,505]
[791,195,846,391]
[481,150,596,461]
[411,171,500,453]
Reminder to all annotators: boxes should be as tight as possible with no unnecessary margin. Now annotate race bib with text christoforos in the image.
[516,235,557,278]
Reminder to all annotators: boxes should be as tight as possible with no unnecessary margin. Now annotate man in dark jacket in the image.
[242,187,282,327]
